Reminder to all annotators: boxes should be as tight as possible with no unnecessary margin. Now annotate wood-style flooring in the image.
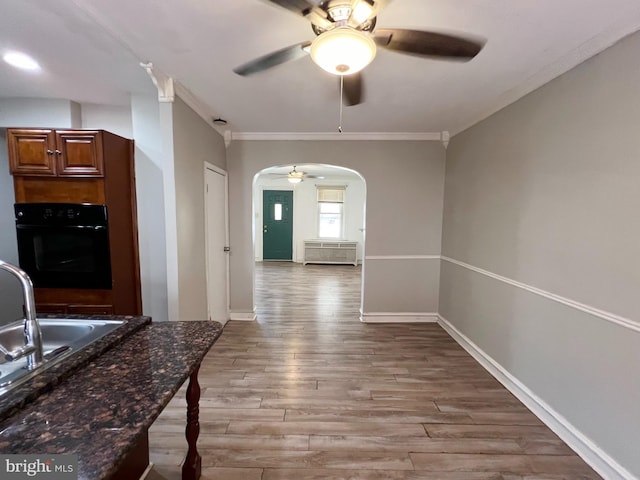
[148,262,601,480]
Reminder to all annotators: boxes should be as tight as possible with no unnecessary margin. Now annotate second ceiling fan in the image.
[234,0,486,106]
[268,166,325,183]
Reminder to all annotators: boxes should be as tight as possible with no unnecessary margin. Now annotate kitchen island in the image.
[0,319,223,480]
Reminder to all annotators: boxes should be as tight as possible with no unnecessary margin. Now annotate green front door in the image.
[263,190,293,260]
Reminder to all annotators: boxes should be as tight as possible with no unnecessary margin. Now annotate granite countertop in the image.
[0,315,151,422]
[0,320,223,480]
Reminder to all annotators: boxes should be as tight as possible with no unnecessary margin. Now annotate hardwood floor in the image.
[148,262,601,480]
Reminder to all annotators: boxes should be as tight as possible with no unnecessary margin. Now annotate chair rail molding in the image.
[441,256,639,333]
[364,255,441,261]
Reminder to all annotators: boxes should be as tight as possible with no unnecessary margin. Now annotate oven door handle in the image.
[15,225,108,231]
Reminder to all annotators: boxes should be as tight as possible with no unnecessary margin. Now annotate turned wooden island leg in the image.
[182,365,202,480]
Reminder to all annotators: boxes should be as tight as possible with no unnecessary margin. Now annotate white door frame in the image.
[204,162,230,324]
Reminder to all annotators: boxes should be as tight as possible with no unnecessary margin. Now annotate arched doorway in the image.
[252,163,366,320]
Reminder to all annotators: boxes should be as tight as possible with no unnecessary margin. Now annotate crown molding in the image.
[139,62,174,103]
[173,82,229,137]
[230,132,442,142]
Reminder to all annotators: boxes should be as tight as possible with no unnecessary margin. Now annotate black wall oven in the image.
[15,203,112,289]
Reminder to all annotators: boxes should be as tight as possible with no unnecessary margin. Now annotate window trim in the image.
[316,186,346,239]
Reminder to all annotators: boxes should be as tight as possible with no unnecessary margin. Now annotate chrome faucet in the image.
[0,259,44,370]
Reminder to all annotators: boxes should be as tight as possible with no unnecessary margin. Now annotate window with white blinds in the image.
[317,186,346,238]
[317,186,346,203]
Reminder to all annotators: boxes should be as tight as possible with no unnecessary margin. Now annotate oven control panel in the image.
[15,203,108,226]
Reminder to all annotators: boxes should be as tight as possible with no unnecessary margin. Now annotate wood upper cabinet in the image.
[7,129,57,176]
[56,130,104,177]
[7,128,104,177]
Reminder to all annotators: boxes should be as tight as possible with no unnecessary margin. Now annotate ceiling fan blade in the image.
[234,41,311,76]
[373,28,484,61]
[263,0,332,29]
[342,73,364,106]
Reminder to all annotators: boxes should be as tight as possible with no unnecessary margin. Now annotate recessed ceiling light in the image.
[3,51,41,71]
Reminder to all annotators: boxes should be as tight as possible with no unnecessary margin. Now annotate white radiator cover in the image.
[303,240,358,266]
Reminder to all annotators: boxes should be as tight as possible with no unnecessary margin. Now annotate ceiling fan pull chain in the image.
[339,76,344,133]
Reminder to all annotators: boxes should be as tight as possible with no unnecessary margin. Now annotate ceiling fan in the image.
[233,0,486,106]
[268,166,325,183]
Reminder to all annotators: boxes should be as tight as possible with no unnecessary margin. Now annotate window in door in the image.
[317,186,346,239]
[274,203,283,221]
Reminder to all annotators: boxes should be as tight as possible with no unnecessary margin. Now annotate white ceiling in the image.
[1,0,640,135]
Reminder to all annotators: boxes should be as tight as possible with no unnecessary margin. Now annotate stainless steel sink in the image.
[0,318,127,393]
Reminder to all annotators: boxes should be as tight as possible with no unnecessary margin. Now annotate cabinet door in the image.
[7,129,57,176]
[56,130,104,177]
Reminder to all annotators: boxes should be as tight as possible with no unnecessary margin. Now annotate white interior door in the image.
[205,165,229,324]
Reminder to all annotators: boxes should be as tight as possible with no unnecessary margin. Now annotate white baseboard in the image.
[229,311,257,321]
[360,312,439,323]
[437,315,636,480]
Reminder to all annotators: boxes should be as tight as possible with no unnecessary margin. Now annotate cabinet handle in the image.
[46,149,54,155]
[54,150,62,155]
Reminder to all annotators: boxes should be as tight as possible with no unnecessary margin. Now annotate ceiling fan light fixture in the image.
[287,166,304,183]
[310,27,376,76]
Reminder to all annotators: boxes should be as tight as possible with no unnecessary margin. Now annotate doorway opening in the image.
[253,164,366,321]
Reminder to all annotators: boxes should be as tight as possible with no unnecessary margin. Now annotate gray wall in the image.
[172,96,227,320]
[0,98,81,128]
[80,103,132,139]
[227,140,445,317]
[0,130,22,325]
[130,94,170,322]
[440,31,640,476]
